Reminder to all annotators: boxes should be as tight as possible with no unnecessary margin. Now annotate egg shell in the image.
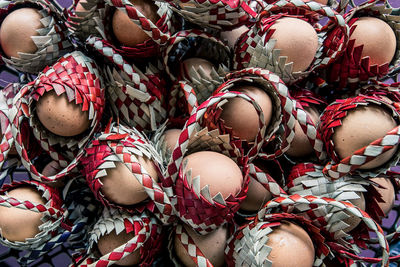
[0,8,43,58]
[174,224,227,267]
[180,58,215,81]
[220,25,248,48]
[97,229,141,266]
[343,192,366,233]
[41,161,65,188]
[112,0,159,47]
[221,85,273,142]
[270,17,319,72]
[163,128,181,152]
[101,158,158,206]
[332,104,398,169]
[35,90,90,137]
[183,151,243,199]
[286,106,320,158]
[266,221,315,267]
[350,17,397,66]
[240,176,272,212]
[370,177,395,217]
[304,0,328,4]
[0,186,45,242]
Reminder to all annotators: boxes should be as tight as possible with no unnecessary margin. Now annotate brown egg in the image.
[35,90,90,137]
[0,186,45,242]
[174,224,227,267]
[332,105,398,169]
[350,17,397,66]
[184,151,243,199]
[266,221,315,267]
[303,0,328,4]
[221,85,273,142]
[180,58,215,81]
[270,17,319,72]
[41,161,65,188]
[0,8,43,58]
[286,106,320,158]
[163,128,181,152]
[101,158,158,206]
[370,177,395,217]
[220,25,248,48]
[240,176,272,212]
[42,161,61,177]
[97,229,141,266]
[112,0,159,47]
[343,192,366,233]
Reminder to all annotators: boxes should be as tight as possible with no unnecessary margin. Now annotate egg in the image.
[304,0,328,4]
[266,221,315,267]
[240,176,272,212]
[41,161,65,188]
[174,224,227,267]
[220,25,248,48]
[97,229,140,266]
[162,128,181,152]
[350,17,397,66]
[101,157,158,206]
[343,192,366,232]
[42,161,61,177]
[184,151,243,199]
[286,106,320,158]
[35,90,90,137]
[0,186,45,242]
[370,177,395,217]
[332,104,398,169]
[0,8,43,58]
[180,58,215,81]
[221,85,273,142]
[112,0,159,47]
[270,17,319,72]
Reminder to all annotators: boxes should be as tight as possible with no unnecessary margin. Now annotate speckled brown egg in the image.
[184,151,243,199]
[174,224,227,267]
[267,221,315,267]
[0,8,43,58]
[270,17,319,72]
[35,90,90,137]
[286,106,320,158]
[101,157,158,206]
[112,0,159,47]
[97,229,140,266]
[332,105,398,169]
[350,17,397,66]
[0,186,45,242]
[221,85,273,142]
